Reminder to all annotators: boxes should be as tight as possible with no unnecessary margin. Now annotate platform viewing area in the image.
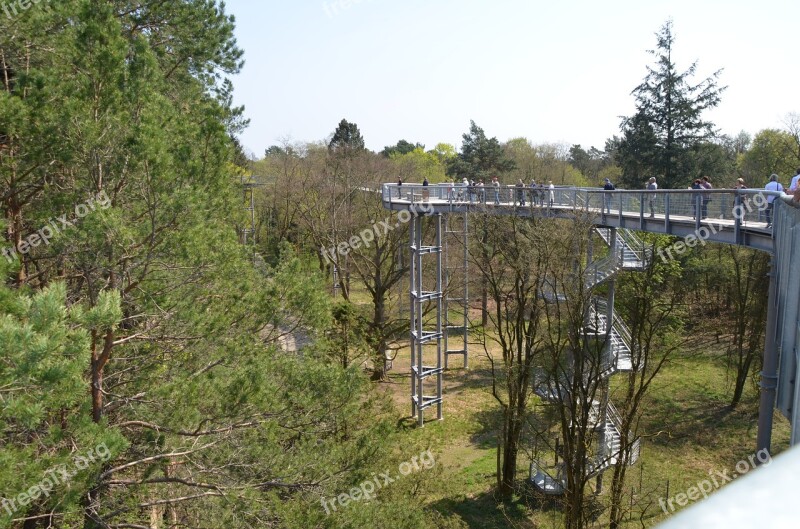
[381,181,800,447]
[382,183,779,253]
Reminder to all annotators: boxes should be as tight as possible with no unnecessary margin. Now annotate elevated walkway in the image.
[382,184,777,253]
[383,183,800,455]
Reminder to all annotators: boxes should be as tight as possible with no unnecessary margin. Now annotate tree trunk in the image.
[481,219,489,326]
[498,404,524,499]
[90,329,115,423]
[481,279,488,327]
[608,434,630,528]
[500,426,519,495]
[371,292,387,381]
[730,354,753,408]
[6,201,26,284]
[91,355,104,423]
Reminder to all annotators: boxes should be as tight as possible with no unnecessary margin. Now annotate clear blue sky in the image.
[224,0,799,157]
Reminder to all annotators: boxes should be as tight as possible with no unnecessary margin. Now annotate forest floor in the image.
[376,323,792,529]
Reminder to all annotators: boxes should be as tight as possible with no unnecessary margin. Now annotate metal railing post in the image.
[639,192,645,230]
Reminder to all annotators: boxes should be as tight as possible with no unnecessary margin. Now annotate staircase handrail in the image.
[630,437,642,465]
[590,298,634,354]
[584,248,622,289]
[612,314,634,352]
[617,228,649,265]
[605,400,625,433]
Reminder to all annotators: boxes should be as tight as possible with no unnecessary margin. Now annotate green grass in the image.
[377,334,791,528]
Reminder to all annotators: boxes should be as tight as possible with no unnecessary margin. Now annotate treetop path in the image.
[382,182,800,461]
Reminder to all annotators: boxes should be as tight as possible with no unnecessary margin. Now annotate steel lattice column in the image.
[409,213,444,426]
[444,213,469,369]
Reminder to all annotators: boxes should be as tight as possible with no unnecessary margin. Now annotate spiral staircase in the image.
[530,226,648,494]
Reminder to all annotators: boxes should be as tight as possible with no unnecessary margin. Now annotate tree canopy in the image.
[329,118,366,154]
[381,139,424,158]
[617,20,726,189]
[447,120,516,182]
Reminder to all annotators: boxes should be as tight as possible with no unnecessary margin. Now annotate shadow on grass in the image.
[430,487,537,529]
[646,398,755,448]
[443,363,496,393]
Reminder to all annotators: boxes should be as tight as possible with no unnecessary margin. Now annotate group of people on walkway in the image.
[437,176,556,207]
[687,176,714,220]
[514,179,555,207]
[636,172,798,227]
[396,173,799,228]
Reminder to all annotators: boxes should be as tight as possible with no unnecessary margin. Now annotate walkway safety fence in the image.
[384,183,800,450]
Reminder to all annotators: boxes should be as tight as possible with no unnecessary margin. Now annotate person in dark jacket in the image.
[603,178,615,214]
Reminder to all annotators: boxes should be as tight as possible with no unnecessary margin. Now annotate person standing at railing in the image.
[790,171,800,203]
[397,177,403,199]
[646,177,657,218]
[422,176,429,201]
[478,179,486,203]
[516,179,525,206]
[690,179,703,219]
[492,175,500,204]
[764,174,784,228]
[529,179,537,206]
[603,178,615,213]
[734,178,748,221]
[548,180,555,207]
[700,176,713,219]
[789,168,800,192]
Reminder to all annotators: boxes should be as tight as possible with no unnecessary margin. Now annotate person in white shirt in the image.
[789,168,800,192]
[764,173,785,227]
[646,177,658,217]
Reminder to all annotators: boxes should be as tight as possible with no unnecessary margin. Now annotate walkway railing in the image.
[383,183,783,239]
[384,185,800,512]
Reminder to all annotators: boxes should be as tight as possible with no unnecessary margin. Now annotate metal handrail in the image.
[584,247,622,290]
[383,183,784,236]
[596,227,649,266]
[618,229,649,263]
[591,298,635,354]
[606,400,625,432]
[604,401,641,465]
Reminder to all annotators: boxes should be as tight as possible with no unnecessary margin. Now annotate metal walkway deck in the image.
[383,183,800,454]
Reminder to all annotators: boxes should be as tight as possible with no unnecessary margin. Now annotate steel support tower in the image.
[444,213,469,368]
[409,213,444,426]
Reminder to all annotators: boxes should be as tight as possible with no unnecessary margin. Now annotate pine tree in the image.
[618,20,725,189]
